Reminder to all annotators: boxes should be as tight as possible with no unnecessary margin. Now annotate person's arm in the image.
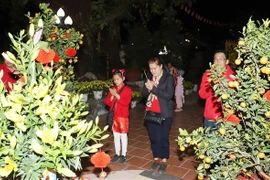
[198,71,213,99]
[142,79,150,98]
[116,87,132,106]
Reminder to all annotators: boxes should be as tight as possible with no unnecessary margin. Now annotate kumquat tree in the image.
[177,18,270,180]
[26,3,84,86]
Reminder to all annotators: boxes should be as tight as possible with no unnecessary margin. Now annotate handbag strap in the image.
[111,85,125,110]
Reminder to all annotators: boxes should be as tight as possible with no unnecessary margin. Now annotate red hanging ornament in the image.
[36,48,56,64]
[65,47,77,57]
[225,114,240,124]
[263,90,270,101]
[90,151,110,168]
[53,52,60,63]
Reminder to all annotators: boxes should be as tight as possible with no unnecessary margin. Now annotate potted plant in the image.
[131,91,142,108]
[0,10,108,180]
[183,81,194,95]
[88,80,108,100]
[176,18,270,180]
[104,79,114,88]
[73,81,93,102]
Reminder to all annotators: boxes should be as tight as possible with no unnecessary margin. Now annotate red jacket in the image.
[0,63,17,93]
[199,65,235,120]
[104,85,132,118]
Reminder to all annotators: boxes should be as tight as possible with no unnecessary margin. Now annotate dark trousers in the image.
[204,118,219,133]
[146,117,172,159]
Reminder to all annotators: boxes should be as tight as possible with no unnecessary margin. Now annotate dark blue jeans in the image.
[204,118,219,133]
[146,117,172,159]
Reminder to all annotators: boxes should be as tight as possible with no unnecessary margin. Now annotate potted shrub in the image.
[176,18,270,180]
[131,91,142,108]
[73,81,93,102]
[183,81,194,95]
[88,80,108,100]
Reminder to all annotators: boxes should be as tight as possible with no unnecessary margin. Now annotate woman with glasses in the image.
[142,57,174,174]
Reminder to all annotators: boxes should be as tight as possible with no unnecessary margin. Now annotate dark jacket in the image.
[142,70,174,118]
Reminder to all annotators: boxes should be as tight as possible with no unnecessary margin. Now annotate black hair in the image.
[148,56,169,72]
[112,68,126,78]
[213,49,228,59]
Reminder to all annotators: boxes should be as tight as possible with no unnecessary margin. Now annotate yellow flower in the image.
[32,84,49,99]
[36,122,58,145]
[5,157,18,171]
[0,165,13,177]
[132,91,142,101]
[0,157,18,177]
[183,81,193,89]
[4,109,26,131]
[30,139,44,155]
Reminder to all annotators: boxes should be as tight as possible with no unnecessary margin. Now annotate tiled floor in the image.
[80,92,204,180]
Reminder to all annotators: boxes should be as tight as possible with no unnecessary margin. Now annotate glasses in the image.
[214,58,226,61]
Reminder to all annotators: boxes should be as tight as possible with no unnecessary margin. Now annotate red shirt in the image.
[0,63,17,93]
[146,97,161,113]
[199,65,235,120]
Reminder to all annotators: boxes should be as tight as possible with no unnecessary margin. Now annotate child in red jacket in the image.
[199,50,235,132]
[104,69,132,164]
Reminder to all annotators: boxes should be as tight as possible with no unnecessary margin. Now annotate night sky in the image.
[180,0,270,48]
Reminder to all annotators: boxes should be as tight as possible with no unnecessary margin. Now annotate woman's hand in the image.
[145,80,154,91]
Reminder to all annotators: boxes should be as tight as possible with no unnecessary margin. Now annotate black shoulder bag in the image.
[106,86,125,129]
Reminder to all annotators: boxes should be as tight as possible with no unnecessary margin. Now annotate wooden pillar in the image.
[106,54,109,78]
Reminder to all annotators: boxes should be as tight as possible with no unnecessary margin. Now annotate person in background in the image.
[142,57,174,174]
[167,62,184,112]
[198,50,235,132]
[104,69,132,164]
[0,57,17,93]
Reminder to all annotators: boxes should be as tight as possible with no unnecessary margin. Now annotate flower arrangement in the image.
[73,81,93,94]
[183,81,193,90]
[132,91,142,101]
[0,7,108,180]
[88,80,108,91]
[104,79,114,88]
[177,18,270,180]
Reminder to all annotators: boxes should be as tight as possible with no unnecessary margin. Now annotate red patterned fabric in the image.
[112,117,129,133]
[169,67,180,86]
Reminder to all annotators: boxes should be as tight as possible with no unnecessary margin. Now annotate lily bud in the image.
[29,24,35,37]
[38,19,44,28]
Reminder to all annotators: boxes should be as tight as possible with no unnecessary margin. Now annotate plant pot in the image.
[81,93,89,102]
[131,100,137,108]
[193,84,198,92]
[185,89,191,95]
[41,170,58,180]
[93,90,103,100]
